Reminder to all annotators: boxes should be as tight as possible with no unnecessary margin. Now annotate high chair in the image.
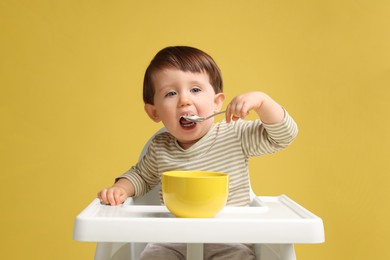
[74,128,324,260]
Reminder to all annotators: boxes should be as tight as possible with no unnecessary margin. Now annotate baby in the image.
[98,46,298,260]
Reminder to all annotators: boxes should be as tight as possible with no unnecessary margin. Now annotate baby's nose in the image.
[178,94,193,106]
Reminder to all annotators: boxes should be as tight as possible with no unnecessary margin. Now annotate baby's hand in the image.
[226,92,263,123]
[98,178,135,206]
[225,91,284,124]
[98,186,128,206]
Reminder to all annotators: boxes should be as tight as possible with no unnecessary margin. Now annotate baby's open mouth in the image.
[179,115,196,128]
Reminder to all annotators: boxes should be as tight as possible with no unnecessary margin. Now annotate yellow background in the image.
[1,0,389,259]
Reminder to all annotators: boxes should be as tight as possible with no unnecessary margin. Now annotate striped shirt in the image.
[119,110,298,206]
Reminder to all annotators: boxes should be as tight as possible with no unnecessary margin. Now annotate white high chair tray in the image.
[73,194,324,244]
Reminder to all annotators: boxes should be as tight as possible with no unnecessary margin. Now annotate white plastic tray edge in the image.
[73,195,325,244]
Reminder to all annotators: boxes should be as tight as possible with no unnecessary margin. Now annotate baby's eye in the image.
[165,91,176,97]
[191,87,201,93]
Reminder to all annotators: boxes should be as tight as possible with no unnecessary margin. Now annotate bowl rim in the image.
[162,170,228,178]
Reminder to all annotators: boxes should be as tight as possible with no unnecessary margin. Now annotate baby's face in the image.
[147,68,224,149]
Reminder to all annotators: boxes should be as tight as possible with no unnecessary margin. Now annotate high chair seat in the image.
[73,128,324,260]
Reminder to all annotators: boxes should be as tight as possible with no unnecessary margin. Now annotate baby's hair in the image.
[143,46,223,104]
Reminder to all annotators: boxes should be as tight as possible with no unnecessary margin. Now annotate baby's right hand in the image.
[98,186,128,206]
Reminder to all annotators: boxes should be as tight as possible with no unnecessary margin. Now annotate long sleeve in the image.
[236,109,298,157]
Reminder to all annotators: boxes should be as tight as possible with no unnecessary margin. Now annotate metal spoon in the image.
[180,111,226,123]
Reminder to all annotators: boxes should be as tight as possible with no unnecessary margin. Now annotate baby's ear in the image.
[144,104,161,122]
[214,92,225,111]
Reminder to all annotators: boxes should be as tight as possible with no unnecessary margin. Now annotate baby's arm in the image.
[225,92,284,124]
[98,178,135,206]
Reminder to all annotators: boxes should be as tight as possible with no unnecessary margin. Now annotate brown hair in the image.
[143,46,223,104]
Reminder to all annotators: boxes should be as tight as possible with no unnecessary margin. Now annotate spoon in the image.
[180,111,226,123]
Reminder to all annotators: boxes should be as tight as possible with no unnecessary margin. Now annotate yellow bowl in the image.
[162,171,229,218]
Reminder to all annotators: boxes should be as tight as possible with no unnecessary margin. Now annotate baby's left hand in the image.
[225,91,284,124]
